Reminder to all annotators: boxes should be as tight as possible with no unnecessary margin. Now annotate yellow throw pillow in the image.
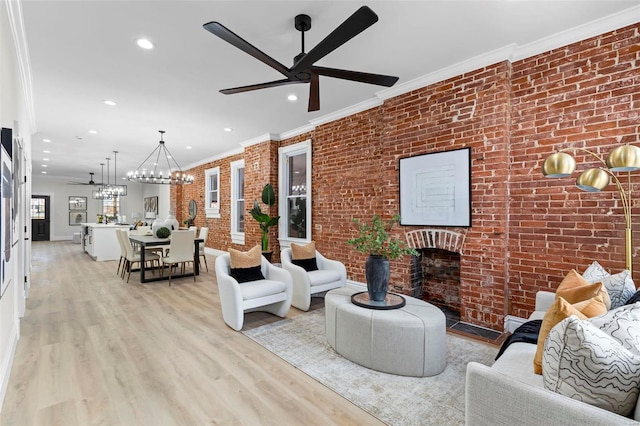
[534,297,588,375]
[229,245,262,269]
[291,241,316,260]
[556,269,611,308]
[573,294,608,318]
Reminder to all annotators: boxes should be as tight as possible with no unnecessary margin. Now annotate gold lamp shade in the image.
[542,152,576,178]
[606,144,640,172]
[576,168,610,192]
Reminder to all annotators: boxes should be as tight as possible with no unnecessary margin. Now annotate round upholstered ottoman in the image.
[325,287,446,377]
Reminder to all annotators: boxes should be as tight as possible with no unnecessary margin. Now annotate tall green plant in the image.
[249,183,280,252]
[347,214,418,259]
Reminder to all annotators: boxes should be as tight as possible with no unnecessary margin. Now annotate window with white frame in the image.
[279,140,311,245]
[102,196,119,218]
[230,160,245,244]
[205,166,220,218]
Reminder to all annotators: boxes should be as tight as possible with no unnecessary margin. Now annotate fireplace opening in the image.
[420,248,461,326]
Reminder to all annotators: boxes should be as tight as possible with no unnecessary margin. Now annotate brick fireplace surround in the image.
[174,23,640,331]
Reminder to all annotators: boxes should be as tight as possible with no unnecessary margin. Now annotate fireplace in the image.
[406,228,466,313]
[420,248,461,312]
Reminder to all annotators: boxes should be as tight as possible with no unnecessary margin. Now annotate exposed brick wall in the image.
[175,23,640,331]
[507,23,640,319]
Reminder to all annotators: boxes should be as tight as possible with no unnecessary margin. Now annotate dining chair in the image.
[161,230,196,285]
[198,227,209,272]
[118,229,161,283]
[115,228,127,278]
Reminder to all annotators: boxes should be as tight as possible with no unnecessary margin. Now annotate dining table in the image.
[128,233,204,283]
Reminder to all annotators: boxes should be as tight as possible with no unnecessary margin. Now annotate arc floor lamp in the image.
[542,144,640,276]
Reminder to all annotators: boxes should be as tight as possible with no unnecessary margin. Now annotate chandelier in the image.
[127,130,194,185]
[92,151,128,199]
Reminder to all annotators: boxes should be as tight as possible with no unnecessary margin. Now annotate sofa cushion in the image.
[555,269,611,309]
[542,316,640,417]
[239,279,287,300]
[589,302,640,356]
[307,269,341,287]
[533,296,606,374]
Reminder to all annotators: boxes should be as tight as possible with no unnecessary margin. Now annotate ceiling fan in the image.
[67,172,103,186]
[203,6,399,112]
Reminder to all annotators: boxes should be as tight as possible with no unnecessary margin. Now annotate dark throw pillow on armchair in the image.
[292,257,318,272]
[230,266,265,283]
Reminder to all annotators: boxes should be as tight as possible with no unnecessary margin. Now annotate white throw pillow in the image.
[598,271,635,310]
[583,262,635,309]
[542,316,640,417]
[582,260,610,281]
[589,302,640,356]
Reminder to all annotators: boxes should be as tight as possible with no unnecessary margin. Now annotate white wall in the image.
[31,176,146,239]
[0,1,31,412]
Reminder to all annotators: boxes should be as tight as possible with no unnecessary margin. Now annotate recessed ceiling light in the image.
[186,146,192,150]
[224,127,233,132]
[43,158,49,161]
[88,130,97,134]
[103,100,117,106]
[288,94,298,101]
[43,138,51,142]
[167,155,172,159]
[43,150,50,153]
[136,38,155,50]
[41,171,47,174]
[41,164,47,168]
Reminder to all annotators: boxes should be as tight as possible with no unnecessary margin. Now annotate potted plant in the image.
[249,183,280,261]
[347,214,418,301]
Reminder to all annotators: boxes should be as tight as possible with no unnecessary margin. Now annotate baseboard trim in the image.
[0,321,18,414]
[504,315,528,333]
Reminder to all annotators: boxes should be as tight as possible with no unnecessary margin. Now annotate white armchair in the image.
[281,248,346,311]
[215,253,293,331]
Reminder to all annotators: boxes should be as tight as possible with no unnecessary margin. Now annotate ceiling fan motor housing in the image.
[294,14,311,32]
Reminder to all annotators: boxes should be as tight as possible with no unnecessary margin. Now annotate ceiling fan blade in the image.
[308,73,319,112]
[292,6,378,72]
[220,79,305,95]
[203,21,292,78]
[312,66,399,87]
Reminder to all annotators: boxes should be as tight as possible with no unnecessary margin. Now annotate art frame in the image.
[399,147,471,227]
[69,196,87,211]
[69,211,87,226]
[144,196,158,214]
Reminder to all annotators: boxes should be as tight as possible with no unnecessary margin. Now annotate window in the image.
[279,140,311,245]
[205,166,220,218]
[30,198,45,219]
[102,196,119,218]
[230,160,245,244]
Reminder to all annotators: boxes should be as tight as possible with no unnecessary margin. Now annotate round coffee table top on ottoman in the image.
[325,287,446,377]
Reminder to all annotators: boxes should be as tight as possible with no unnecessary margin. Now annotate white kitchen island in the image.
[81,223,130,261]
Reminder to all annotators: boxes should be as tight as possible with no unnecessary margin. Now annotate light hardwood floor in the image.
[1,241,385,425]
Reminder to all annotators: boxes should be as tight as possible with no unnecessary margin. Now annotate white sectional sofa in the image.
[465,291,640,426]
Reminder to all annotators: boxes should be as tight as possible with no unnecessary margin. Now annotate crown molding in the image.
[511,5,640,62]
[182,146,244,171]
[309,97,383,128]
[5,0,36,134]
[240,132,279,148]
[279,123,315,141]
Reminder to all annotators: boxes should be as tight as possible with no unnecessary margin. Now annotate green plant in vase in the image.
[347,214,418,301]
[249,183,280,260]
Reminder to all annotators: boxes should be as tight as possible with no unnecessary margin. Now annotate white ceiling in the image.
[17,0,640,184]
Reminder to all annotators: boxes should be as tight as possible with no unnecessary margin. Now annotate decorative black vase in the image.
[365,255,390,302]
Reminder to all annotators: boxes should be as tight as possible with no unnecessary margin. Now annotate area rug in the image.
[243,308,498,426]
